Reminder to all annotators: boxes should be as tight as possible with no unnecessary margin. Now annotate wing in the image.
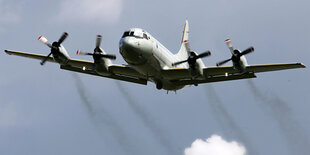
[245,63,306,73]
[5,50,147,85]
[60,64,147,85]
[175,72,257,85]
[162,62,305,85]
[5,50,55,62]
[162,68,256,86]
[204,63,306,76]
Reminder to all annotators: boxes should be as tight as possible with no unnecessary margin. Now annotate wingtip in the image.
[4,50,11,55]
[300,63,306,68]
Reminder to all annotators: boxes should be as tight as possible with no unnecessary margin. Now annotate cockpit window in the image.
[134,31,143,38]
[143,33,148,39]
[122,30,149,40]
[122,31,130,38]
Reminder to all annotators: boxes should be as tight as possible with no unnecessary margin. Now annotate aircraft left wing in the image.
[162,62,305,85]
[5,50,147,85]
[204,63,306,76]
[162,68,257,85]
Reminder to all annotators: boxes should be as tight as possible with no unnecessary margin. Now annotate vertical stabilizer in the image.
[175,20,190,60]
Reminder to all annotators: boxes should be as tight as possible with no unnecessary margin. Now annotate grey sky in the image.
[1,0,309,154]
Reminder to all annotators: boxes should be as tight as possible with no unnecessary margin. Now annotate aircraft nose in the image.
[119,37,153,65]
[120,37,138,50]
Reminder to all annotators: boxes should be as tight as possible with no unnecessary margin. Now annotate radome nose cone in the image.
[121,37,137,49]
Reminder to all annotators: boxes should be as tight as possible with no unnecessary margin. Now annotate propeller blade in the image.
[38,36,52,48]
[76,50,93,55]
[240,46,254,56]
[40,52,53,65]
[225,38,234,54]
[98,54,116,60]
[197,51,211,59]
[216,58,232,66]
[96,35,102,48]
[58,32,68,44]
[172,60,188,66]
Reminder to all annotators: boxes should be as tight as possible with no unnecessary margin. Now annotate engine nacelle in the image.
[190,51,205,77]
[52,44,71,65]
[94,48,112,75]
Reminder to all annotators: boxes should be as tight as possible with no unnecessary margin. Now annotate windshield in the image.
[122,31,149,39]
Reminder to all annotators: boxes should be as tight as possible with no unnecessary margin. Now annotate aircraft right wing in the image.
[5,50,147,85]
[60,64,147,85]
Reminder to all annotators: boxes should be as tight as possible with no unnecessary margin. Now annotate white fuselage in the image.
[119,28,187,90]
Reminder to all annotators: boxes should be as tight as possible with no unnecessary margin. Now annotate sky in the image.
[1,0,310,154]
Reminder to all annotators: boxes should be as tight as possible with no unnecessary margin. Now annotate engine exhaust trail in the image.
[115,81,177,155]
[247,80,310,155]
[204,84,257,155]
[72,74,136,154]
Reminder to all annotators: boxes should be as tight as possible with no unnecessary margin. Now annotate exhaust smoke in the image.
[72,74,136,154]
[115,81,177,154]
[204,84,257,155]
[247,80,310,155]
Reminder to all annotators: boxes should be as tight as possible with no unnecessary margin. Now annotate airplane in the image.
[4,20,306,91]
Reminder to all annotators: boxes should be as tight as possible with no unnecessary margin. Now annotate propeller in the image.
[216,39,254,66]
[172,40,211,69]
[77,35,116,71]
[172,51,211,67]
[38,32,68,65]
[76,35,116,60]
[76,50,116,59]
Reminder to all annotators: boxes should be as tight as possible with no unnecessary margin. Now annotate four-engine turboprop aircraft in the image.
[4,20,306,91]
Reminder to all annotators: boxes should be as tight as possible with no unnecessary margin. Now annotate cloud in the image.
[184,135,246,155]
[56,0,123,24]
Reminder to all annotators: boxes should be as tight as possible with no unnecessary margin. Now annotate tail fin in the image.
[175,20,190,60]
